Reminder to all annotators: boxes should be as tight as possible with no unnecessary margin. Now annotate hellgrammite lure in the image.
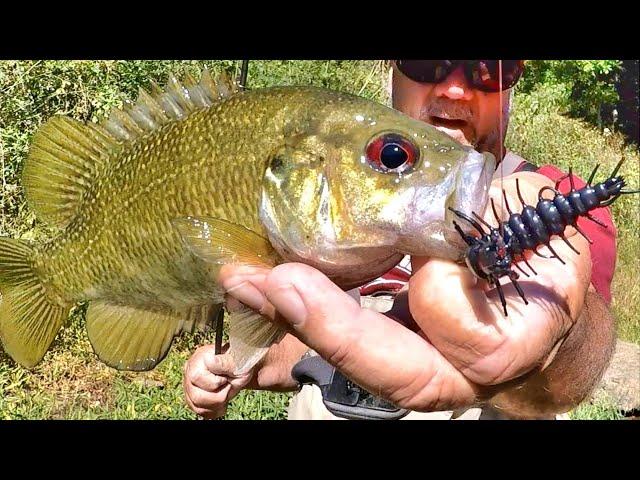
[449,158,638,316]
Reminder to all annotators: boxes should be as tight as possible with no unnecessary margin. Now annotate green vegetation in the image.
[0,60,636,420]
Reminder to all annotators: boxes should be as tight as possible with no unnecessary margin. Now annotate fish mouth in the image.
[443,149,496,249]
[447,148,496,220]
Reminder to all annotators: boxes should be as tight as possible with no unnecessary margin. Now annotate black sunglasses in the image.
[395,60,525,93]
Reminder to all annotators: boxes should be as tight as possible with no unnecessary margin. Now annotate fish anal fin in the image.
[86,301,193,371]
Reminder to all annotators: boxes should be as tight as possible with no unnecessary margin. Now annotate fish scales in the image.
[34,88,319,308]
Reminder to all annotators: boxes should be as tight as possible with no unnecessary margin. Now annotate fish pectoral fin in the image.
[227,305,286,376]
[86,301,202,371]
[172,216,280,268]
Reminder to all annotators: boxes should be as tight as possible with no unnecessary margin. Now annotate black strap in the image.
[291,355,410,420]
[516,160,538,172]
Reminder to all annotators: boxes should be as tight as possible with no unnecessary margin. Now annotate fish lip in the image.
[446,148,496,227]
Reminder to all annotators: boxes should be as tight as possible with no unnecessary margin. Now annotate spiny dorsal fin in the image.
[22,69,238,229]
[102,69,237,142]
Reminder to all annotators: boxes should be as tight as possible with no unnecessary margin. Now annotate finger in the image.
[202,352,253,388]
[184,349,229,393]
[218,264,272,313]
[186,384,232,419]
[259,263,482,412]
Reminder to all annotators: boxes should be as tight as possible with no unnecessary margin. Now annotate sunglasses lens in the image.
[396,60,455,83]
[471,60,525,92]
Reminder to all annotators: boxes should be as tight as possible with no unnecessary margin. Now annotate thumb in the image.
[261,263,480,410]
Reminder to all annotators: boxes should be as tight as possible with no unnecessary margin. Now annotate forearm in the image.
[487,289,616,418]
[244,333,310,392]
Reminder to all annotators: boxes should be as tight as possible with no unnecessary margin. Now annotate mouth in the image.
[428,116,469,130]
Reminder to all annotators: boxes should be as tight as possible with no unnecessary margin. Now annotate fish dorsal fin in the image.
[22,70,237,230]
[102,69,237,142]
[22,116,118,229]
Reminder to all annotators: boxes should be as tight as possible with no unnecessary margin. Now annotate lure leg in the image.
[492,277,508,317]
[514,262,530,278]
[568,166,576,191]
[584,213,608,229]
[471,211,494,230]
[522,257,537,276]
[508,271,529,305]
[516,178,527,207]
[452,220,477,246]
[587,164,600,185]
[448,207,487,235]
[532,248,551,259]
[544,242,566,265]
[490,198,505,236]
[610,157,625,178]
[502,189,513,214]
[559,233,581,254]
[573,223,593,244]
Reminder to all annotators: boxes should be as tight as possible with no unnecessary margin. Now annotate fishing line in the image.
[499,60,504,226]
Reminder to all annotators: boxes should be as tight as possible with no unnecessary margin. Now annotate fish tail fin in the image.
[0,238,71,368]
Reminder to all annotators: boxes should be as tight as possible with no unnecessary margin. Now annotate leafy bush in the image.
[517,60,625,132]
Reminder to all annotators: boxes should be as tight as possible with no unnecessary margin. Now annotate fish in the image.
[0,70,495,375]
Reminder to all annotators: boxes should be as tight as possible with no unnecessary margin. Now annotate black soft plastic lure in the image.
[450,158,638,316]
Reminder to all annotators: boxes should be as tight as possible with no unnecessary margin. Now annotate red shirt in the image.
[360,164,617,305]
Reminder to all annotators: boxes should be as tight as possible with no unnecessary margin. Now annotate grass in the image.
[0,61,637,420]
[568,394,625,420]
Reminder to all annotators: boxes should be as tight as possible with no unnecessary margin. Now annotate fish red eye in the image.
[365,133,419,173]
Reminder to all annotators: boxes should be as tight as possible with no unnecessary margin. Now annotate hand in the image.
[183,344,253,419]
[218,172,594,416]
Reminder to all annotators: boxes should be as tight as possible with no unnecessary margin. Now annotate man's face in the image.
[391,62,512,162]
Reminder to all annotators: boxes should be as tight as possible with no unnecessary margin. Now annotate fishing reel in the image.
[291,353,410,420]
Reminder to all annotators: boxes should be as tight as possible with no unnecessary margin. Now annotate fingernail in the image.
[265,283,308,327]
[225,280,267,312]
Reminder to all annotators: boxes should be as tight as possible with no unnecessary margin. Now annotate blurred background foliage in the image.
[517,60,638,144]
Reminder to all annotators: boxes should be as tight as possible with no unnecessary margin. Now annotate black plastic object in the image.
[291,355,410,420]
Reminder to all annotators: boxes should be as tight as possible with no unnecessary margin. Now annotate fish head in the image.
[260,90,496,288]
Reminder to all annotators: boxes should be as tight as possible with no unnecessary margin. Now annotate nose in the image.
[432,66,474,101]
